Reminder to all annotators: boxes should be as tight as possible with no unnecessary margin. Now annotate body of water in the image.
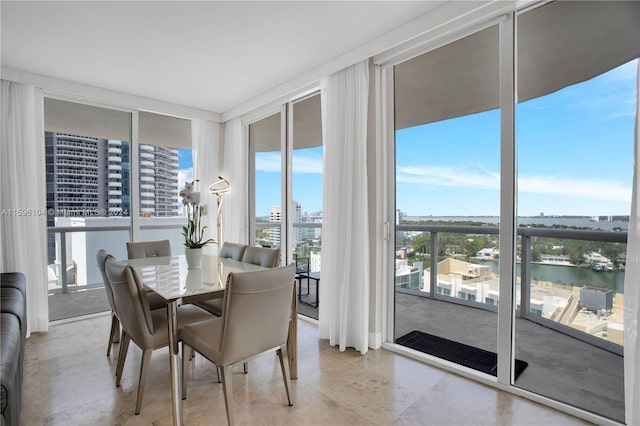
[474,259,625,294]
[405,216,629,231]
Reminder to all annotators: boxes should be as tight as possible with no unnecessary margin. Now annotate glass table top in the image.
[126,254,267,302]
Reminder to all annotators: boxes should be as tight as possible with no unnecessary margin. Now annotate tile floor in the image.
[22,314,593,425]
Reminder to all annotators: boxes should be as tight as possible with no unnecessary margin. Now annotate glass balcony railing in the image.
[254,221,322,319]
[47,221,185,321]
[396,224,626,354]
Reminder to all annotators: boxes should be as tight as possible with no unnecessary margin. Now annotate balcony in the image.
[393,224,625,422]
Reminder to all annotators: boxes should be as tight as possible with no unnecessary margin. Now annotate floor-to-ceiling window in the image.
[291,93,323,317]
[512,2,637,421]
[138,111,193,254]
[249,92,323,319]
[44,99,196,321]
[44,98,133,320]
[393,24,501,370]
[386,1,638,422]
[250,111,283,251]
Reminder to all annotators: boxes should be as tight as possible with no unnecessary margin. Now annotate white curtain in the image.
[318,60,370,354]
[191,119,220,255]
[221,118,248,244]
[1,80,49,335]
[624,60,640,426]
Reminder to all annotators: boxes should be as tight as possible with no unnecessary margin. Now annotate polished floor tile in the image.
[21,314,594,425]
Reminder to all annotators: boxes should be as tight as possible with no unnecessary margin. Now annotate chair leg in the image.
[107,314,119,356]
[115,331,130,386]
[135,349,153,415]
[221,366,235,426]
[277,346,293,406]
[181,342,188,400]
[243,362,248,374]
[112,315,120,342]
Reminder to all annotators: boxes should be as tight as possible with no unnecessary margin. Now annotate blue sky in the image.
[396,59,638,217]
[254,147,324,217]
[179,59,637,219]
[177,148,194,192]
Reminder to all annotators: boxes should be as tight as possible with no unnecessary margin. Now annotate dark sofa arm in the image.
[1,272,26,426]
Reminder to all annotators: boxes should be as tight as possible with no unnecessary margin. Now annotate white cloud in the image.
[178,167,194,189]
[397,165,499,190]
[256,152,323,174]
[397,165,630,202]
[293,154,323,174]
[255,153,281,172]
[518,175,630,202]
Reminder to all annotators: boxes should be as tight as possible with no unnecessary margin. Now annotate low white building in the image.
[583,252,611,264]
[474,247,499,259]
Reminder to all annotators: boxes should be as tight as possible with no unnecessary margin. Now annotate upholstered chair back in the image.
[104,257,155,349]
[241,246,280,268]
[218,263,295,365]
[97,249,117,314]
[127,240,171,259]
[218,242,248,261]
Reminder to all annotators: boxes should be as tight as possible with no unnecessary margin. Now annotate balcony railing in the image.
[396,224,626,355]
[47,221,186,295]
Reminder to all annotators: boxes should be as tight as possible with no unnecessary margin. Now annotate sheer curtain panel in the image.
[624,61,640,426]
[222,118,248,244]
[319,60,370,354]
[1,80,49,334]
[192,119,220,254]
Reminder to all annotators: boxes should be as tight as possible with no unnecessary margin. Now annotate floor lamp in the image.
[208,176,231,250]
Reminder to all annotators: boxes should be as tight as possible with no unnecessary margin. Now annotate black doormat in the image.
[396,330,528,380]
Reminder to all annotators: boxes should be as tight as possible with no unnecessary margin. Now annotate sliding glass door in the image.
[393,24,501,372]
[44,99,196,321]
[250,111,283,250]
[249,92,323,318]
[512,2,636,421]
[44,98,132,320]
[389,1,638,421]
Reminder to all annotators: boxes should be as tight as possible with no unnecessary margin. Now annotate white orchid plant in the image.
[179,180,215,249]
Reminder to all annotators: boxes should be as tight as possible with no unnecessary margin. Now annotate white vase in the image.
[185,247,203,270]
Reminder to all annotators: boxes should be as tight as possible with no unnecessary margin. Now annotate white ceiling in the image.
[1,1,446,115]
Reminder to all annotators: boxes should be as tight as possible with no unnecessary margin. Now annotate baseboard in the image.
[369,331,382,349]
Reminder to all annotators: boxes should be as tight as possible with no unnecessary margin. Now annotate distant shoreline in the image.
[401,215,629,231]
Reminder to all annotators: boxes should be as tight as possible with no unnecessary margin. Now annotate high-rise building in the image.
[45,133,132,218]
[268,201,302,248]
[45,132,179,219]
[45,132,180,263]
[139,144,179,217]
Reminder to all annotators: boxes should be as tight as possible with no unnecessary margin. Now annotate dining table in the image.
[126,254,298,426]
